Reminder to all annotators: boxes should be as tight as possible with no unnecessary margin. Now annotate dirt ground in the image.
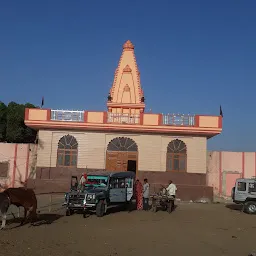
[0,202,256,256]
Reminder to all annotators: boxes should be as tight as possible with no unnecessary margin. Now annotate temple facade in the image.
[25,40,222,200]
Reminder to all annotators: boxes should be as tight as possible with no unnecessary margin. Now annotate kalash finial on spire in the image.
[123,40,134,50]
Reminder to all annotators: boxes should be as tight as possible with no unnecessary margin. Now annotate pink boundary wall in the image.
[1,143,255,198]
[207,151,256,197]
[0,143,37,190]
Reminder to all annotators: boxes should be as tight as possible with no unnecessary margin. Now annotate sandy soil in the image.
[0,202,256,256]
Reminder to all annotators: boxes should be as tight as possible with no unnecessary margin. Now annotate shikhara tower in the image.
[107,40,145,117]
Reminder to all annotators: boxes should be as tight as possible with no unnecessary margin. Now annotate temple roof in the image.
[123,40,134,50]
[108,40,145,109]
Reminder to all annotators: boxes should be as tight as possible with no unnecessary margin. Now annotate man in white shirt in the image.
[166,180,177,197]
[143,178,150,210]
[166,180,177,212]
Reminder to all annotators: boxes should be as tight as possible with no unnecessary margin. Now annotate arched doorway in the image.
[106,137,138,174]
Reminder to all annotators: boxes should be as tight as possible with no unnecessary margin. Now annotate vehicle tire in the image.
[151,205,157,213]
[66,209,71,216]
[96,200,105,217]
[167,202,172,214]
[162,204,167,211]
[244,201,256,214]
[126,200,133,212]
[231,187,235,200]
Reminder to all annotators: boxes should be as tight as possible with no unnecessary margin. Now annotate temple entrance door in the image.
[105,137,138,174]
[106,151,137,172]
[127,152,137,174]
[127,160,136,174]
[116,152,128,171]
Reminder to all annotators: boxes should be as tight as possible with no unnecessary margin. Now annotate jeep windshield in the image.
[85,175,108,188]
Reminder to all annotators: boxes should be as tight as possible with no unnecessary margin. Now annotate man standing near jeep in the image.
[143,178,150,210]
[166,180,177,212]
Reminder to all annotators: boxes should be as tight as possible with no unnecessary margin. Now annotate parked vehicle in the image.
[150,187,175,213]
[63,176,78,206]
[232,178,256,214]
[65,171,135,217]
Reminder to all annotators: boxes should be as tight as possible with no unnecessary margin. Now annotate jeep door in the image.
[109,178,126,203]
[125,177,134,201]
[248,182,256,199]
[235,181,248,201]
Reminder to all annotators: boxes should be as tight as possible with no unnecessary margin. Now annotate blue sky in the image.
[0,0,256,151]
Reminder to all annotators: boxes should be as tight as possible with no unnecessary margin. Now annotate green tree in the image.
[5,102,37,143]
[0,102,7,142]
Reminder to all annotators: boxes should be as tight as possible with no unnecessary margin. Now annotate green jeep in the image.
[65,171,135,217]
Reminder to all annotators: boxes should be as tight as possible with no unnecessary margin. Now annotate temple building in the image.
[25,40,222,200]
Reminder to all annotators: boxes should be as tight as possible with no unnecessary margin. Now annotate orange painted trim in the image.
[25,144,30,181]
[25,120,222,132]
[25,121,221,134]
[25,108,29,120]
[46,109,51,121]
[26,122,221,138]
[196,114,221,117]
[218,116,222,128]
[84,111,88,122]
[194,115,200,127]
[107,102,145,109]
[158,114,163,125]
[242,152,245,178]
[103,112,108,123]
[255,152,256,177]
[87,110,107,113]
[12,144,18,187]
[219,151,222,195]
[140,113,144,125]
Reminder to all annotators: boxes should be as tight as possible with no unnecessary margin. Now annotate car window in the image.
[237,182,246,191]
[110,178,126,188]
[249,183,256,193]
[125,178,132,188]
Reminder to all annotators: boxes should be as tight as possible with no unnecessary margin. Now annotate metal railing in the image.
[51,110,84,122]
[162,114,195,126]
[107,113,140,124]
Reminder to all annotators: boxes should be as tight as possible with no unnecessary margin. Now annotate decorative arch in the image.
[166,139,187,172]
[106,137,138,172]
[107,137,138,152]
[57,135,78,167]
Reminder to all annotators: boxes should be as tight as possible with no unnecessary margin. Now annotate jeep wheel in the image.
[245,201,256,214]
[66,209,71,216]
[96,200,105,217]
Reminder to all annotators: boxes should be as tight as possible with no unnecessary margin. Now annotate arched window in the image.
[107,137,138,152]
[166,139,187,172]
[57,135,78,167]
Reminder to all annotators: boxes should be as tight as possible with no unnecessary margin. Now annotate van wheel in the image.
[244,201,256,214]
[96,200,105,217]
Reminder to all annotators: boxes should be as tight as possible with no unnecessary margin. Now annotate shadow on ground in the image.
[225,203,243,211]
[5,213,64,229]
[33,213,64,226]
[106,203,178,214]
